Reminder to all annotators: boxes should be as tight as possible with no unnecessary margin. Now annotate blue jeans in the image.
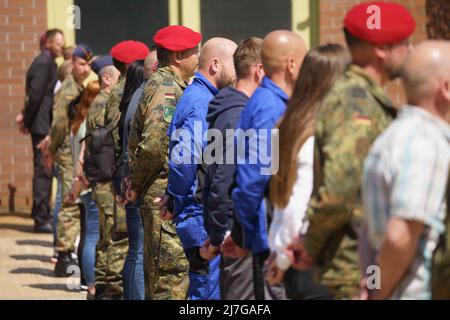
[80,192,99,287]
[52,167,62,248]
[123,203,145,300]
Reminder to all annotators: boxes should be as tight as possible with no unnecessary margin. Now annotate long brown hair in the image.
[270,44,351,208]
[70,80,100,135]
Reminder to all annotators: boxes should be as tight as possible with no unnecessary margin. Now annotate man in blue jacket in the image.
[231,30,307,299]
[199,37,264,299]
[165,37,237,300]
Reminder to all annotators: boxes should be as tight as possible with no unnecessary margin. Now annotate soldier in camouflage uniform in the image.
[127,26,202,300]
[84,55,122,299]
[292,2,415,300]
[86,42,149,299]
[49,44,93,277]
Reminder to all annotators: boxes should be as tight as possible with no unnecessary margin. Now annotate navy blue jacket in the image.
[203,86,249,247]
[24,50,57,135]
[231,77,288,253]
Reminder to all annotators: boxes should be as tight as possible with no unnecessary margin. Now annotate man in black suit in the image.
[19,29,65,233]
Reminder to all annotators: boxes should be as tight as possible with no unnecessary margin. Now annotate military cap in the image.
[91,55,114,75]
[110,40,150,64]
[153,25,202,51]
[73,43,93,61]
[344,1,416,45]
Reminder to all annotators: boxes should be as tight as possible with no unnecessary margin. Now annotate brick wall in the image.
[0,0,47,211]
[319,0,428,106]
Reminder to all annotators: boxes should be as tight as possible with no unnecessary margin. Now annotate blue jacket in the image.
[231,77,288,253]
[168,72,219,223]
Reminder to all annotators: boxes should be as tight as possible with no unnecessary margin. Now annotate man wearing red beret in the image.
[290,1,415,300]
[88,40,149,299]
[127,25,201,300]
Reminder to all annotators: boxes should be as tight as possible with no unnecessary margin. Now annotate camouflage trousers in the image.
[140,180,189,300]
[93,181,128,299]
[55,161,80,253]
[317,236,360,300]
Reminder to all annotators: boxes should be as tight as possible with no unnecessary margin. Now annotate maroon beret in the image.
[110,40,150,64]
[153,25,202,51]
[344,1,416,45]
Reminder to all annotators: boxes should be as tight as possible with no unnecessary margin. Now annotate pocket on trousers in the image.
[114,202,128,233]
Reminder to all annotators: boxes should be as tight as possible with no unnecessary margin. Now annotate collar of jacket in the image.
[193,71,220,96]
[159,66,188,90]
[261,76,289,104]
[68,74,84,92]
[347,64,396,116]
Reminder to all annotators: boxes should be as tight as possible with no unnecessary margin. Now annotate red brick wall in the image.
[0,0,47,211]
[319,0,428,106]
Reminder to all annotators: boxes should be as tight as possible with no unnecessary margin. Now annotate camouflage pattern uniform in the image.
[303,65,396,300]
[104,75,128,233]
[129,66,189,300]
[85,84,128,299]
[49,74,83,253]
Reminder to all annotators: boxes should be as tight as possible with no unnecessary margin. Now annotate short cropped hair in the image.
[45,28,64,41]
[233,37,263,79]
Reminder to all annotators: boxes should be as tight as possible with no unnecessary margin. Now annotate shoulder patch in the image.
[163,105,175,123]
[164,93,176,100]
[354,115,372,126]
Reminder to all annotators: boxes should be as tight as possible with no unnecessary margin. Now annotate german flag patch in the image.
[164,93,176,100]
[354,115,372,126]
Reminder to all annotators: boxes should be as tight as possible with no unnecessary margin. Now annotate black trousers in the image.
[283,268,334,300]
[31,134,52,224]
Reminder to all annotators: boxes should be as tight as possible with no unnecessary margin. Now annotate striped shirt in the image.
[363,105,450,300]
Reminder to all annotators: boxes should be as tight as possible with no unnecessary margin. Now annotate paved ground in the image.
[0,211,85,300]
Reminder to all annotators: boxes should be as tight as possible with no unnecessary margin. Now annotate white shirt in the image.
[269,136,315,270]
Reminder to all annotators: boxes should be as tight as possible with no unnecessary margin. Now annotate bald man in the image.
[362,40,450,300]
[166,37,237,300]
[231,30,307,300]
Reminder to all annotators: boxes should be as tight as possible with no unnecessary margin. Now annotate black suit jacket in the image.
[23,51,57,136]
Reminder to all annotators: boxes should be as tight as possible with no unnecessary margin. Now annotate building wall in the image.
[319,0,428,105]
[0,0,48,211]
[0,0,433,211]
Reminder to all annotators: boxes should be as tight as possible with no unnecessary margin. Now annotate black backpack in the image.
[83,126,117,184]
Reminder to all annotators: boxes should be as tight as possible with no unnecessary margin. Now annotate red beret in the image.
[110,40,150,64]
[344,1,416,45]
[153,25,202,51]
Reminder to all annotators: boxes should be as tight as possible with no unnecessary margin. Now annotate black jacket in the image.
[24,51,57,135]
[203,86,248,247]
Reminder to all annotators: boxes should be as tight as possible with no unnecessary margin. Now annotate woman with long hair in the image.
[66,80,100,298]
[267,44,351,299]
[116,59,147,301]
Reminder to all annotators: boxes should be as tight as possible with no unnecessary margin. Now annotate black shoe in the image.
[54,252,78,277]
[34,222,53,234]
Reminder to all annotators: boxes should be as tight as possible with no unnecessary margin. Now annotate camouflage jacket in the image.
[304,65,396,279]
[49,75,83,165]
[128,66,187,197]
[104,75,126,159]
